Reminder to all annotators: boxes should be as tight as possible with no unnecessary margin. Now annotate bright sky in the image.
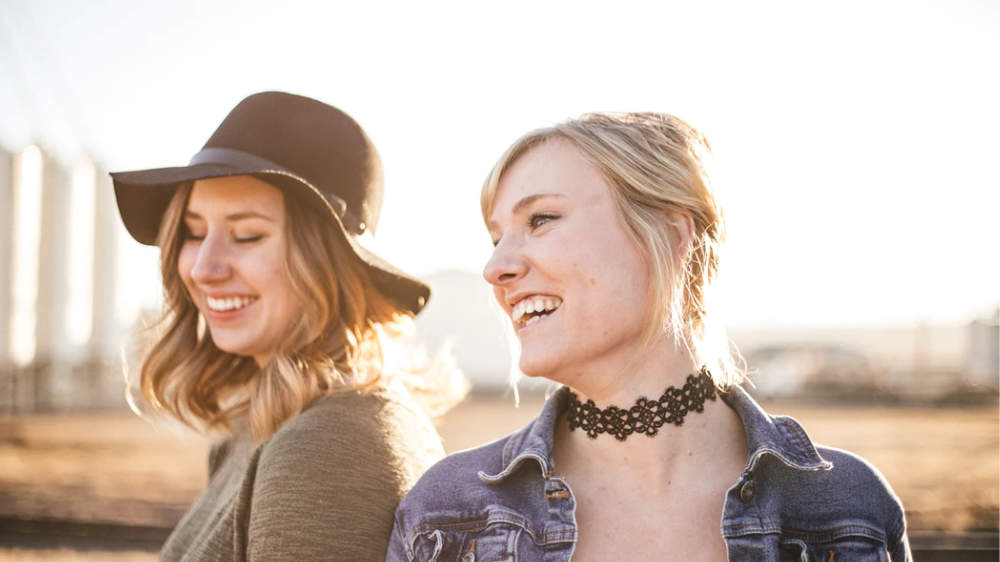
[1,0,997,329]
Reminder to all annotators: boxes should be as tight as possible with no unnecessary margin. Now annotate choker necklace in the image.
[566,367,718,441]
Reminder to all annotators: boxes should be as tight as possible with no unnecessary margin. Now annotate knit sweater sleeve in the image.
[244,392,415,560]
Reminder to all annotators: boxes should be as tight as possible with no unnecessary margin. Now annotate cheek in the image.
[492,286,506,309]
[253,249,299,311]
[176,247,196,289]
[569,241,648,314]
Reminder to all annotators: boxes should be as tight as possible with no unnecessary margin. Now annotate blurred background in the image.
[0,0,997,560]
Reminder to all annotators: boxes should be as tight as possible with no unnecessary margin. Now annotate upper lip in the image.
[202,291,256,299]
[504,291,560,309]
[504,292,564,325]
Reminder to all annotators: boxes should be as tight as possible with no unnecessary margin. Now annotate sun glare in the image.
[10,145,42,366]
[67,158,96,350]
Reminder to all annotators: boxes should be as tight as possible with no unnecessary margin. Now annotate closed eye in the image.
[235,235,264,244]
[182,225,205,241]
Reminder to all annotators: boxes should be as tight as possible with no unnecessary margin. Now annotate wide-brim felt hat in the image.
[111,91,429,314]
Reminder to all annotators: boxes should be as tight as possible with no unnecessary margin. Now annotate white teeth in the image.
[206,296,256,312]
[510,296,562,325]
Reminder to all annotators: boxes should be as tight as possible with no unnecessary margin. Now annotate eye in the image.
[529,212,559,230]
[235,235,264,244]
[182,225,205,241]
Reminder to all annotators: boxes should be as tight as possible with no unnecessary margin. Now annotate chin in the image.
[209,334,254,358]
[517,351,565,381]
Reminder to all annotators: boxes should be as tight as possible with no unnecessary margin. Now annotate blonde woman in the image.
[112,92,460,560]
[389,114,910,561]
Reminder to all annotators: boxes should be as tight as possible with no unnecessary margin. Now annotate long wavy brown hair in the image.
[134,180,461,440]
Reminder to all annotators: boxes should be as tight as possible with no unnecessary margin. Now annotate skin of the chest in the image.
[553,405,748,562]
[567,472,733,561]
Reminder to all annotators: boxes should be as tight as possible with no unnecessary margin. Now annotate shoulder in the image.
[394,432,514,524]
[242,387,442,560]
[258,385,444,482]
[762,414,903,514]
[391,434,536,562]
[724,387,906,535]
[813,444,905,521]
[407,434,510,500]
[755,421,907,543]
[397,389,567,523]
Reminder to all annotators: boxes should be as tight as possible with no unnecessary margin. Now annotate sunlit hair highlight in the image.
[481,113,744,388]
[135,181,462,440]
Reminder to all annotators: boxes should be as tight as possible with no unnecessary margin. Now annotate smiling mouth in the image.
[511,296,562,329]
[206,296,258,312]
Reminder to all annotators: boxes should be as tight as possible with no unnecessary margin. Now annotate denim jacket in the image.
[389,384,911,561]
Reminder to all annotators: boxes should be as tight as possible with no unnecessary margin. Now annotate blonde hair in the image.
[135,181,460,440]
[482,112,744,388]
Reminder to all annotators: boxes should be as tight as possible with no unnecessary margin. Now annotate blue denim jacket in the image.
[389,384,911,561]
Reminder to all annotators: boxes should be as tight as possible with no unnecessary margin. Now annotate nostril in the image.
[498,272,517,282]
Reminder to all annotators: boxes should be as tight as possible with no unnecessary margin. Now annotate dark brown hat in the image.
[111,91,429,314]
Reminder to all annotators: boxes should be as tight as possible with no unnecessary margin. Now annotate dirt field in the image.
[1,395,997,560]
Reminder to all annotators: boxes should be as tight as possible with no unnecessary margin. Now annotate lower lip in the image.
[203,300,257,321]
[516,308,559,334]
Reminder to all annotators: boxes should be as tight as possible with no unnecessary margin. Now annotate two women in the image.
[389,114,910,561]
[117,96,908,560]
[112,92,457,560]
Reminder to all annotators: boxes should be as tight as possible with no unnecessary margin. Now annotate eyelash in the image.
[183,230,264,244]
[529,212,559,229]
[491,212,560,247]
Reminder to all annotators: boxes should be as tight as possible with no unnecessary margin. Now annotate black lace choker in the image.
[566,367,718,441]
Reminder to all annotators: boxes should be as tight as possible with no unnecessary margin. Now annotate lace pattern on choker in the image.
[566,368,718,441]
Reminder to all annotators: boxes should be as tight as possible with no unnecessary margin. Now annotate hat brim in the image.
[111,164,430,315]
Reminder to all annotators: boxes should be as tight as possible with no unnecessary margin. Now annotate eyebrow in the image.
[488,193,566,230]
[184,210,278,222]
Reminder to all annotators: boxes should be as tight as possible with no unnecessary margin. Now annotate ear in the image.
[663,208,695,261]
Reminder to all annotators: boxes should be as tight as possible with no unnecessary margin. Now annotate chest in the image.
[568,477,730,562]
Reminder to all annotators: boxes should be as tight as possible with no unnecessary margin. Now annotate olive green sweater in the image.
[159,383,444,561]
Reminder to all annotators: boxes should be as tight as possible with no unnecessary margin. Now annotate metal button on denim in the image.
[460,552,475,562]
[740,479,756,502]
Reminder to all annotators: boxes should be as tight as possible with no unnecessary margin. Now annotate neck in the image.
[561,334,698,406]
[566,367,716,440]
[551,343,746,490]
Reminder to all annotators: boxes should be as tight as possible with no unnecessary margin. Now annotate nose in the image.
[188,235,231,284]
[482,236,527,288]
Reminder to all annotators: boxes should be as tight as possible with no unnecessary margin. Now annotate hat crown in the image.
[203,91,383,232]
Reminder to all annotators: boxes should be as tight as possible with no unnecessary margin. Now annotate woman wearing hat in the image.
[389,113,910,561]
[112,92,462,560]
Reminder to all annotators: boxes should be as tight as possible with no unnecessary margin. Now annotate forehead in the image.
[187,175,285,213]
[490,139,609,220]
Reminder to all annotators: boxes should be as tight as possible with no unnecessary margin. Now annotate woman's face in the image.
[484,139,651,383]
[177,175,300,366]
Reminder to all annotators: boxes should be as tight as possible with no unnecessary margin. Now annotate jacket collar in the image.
[722,384,833,474]
[478,383,831,484]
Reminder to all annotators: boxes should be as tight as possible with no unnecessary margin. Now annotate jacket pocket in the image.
[409,507,529,562]
[779,526,891,562]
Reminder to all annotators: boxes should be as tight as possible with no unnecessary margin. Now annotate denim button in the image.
[460,552,475,562]
[739,479,755,502]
